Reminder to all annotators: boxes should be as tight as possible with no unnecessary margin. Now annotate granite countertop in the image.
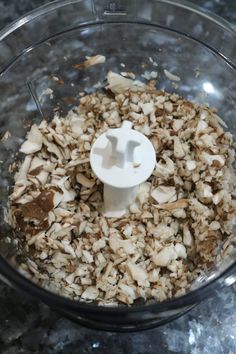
[1,1,236,353]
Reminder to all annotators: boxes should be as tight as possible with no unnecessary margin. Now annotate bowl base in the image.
[57,305,196,332]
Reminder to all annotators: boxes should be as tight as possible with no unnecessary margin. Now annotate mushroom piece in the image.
[153,246,177,267]
[106,71,145,94]
[173,137,185,159]
[76,173,95,189]
[154,156,175,178]
[127,262,149,287]
[20,125,43,154]
[202,152,225,167]
[164,69,180,82]
[151,186,177,204]
[109,233,136,255]
[81,286,99,300]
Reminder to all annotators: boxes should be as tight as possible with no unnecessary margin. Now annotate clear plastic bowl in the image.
[0,0,236,331]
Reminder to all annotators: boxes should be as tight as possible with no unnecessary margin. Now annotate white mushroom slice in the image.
[153,246,177,267]
[62,185,77,203]
[202,152,225,167]
[164,101,173,113]
[183,225,193,247]
[54,207,73,218]
[173,119,184,132]
[154,199,189,211]
[175,244,187,259]
[212,191,224,205]
[43,138,64,160]
[148,269,160,282]
[13,193,33,204]
[174,137,185,159]
[151,186,177,204]
[92,239,106,253]
[190,198,211,215]
[10,180,32,201]
[15,155,32,182]
[29,156,49,185]
[199,134,216,148]
[123,224,133,237]
[109,234,136,255]
[209,221,221,230]
[29,156,44,171]
[107,71,134,93]
[20,125,43,154]
[76,173,95,188]
[82,250,94,263]
[140,123,151,135]
[172,209,186,218]
[118,283,136,301]
[196,181,213,200]
[75,55,106,69]
[196,120,208,133]
[100,217,109,236]
[55,177,77,203]
[164,69,180,81]
[65,158,90,169]
[199,110,208,120]
[186,160,196,171]
[127,262,149,287]
[139,102,154,115]
[53,191,64,208]
[65,272,76,285]
[61,239,76,257]
[106,71,145,94]
[153,224,175,240]
[141,211,153,219]
[81,286,99,300]
[154,156,175,178]
[137,182,151,205]
[130,112,144,121]
[70,116,84,137]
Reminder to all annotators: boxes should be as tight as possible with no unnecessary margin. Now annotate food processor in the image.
[0,0,236,331]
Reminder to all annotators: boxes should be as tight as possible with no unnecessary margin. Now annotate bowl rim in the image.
[0,254,235,313]
[0,0,236,41]
[1,0,236,313]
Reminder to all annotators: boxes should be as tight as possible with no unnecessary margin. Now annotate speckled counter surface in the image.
[1,1,236,353]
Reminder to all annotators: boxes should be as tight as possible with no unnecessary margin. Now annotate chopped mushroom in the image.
[127,262,149,287]
[81,286,99,300]
[202,152,225,167]
[153,246,177,267]
[186,160,196,171]
[152,223,175,240]
[174,136,185,159]
[73,54,106,69]
[151,186,177,204]
[109,234,136,255]
[154,156,175,178]
[164,69,180,81]
[106,71,145,94]
[20,125,43,154]
[7,68,236,306]
[76,173,95,188]
[183,225,193,247]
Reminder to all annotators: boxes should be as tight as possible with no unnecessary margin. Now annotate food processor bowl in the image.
[0,0,236,331]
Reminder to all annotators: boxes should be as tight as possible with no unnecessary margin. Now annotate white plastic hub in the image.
[90,120,156,217]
